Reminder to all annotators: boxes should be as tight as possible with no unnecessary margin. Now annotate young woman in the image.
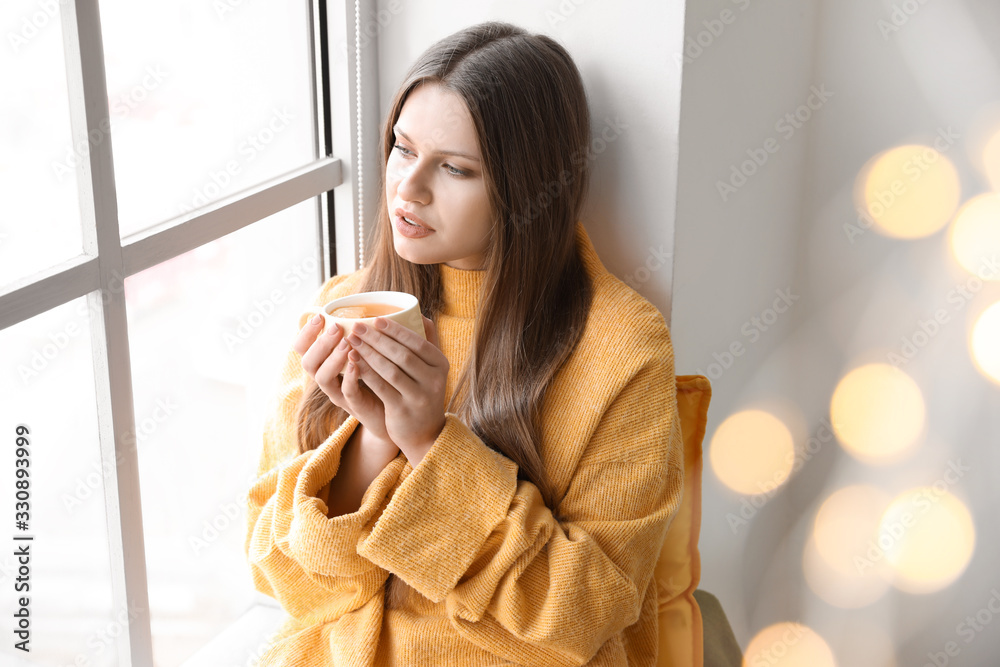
[245,21,682,666]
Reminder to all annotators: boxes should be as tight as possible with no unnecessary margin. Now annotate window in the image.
[0,0,374,663]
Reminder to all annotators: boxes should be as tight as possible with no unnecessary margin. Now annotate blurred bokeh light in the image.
[709,409,795,496]
[857,144,961,239]
[879,487,976,595]
[830,364,925,465]
[948,193,1000,279]
[970,300,1000,384]
[804,485,892,608]
[984,126,1000,192]
[743,622,837,667]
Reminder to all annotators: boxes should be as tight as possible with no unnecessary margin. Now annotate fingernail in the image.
[354,322,368,335]
[337,338,349,350]
[347,334,362,346]
[310,313,322,324]
[375,318,388,330]
[327,324,340,336]
[349,350,361,362]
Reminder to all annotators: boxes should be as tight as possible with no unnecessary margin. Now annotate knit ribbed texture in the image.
[245,222,683,666]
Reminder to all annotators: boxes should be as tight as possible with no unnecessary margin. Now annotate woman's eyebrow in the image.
[393,125,481,161]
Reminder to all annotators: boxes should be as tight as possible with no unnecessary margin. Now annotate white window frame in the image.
[0,0,382,663]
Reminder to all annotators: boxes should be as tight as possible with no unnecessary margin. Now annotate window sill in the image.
[182,595,286,666]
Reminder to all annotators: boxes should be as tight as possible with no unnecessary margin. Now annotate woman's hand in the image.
[293,314,394,446]
[344,316,449,465]
[292,312,448,465]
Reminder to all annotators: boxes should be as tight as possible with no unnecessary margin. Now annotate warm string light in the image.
[856,143,962,240]
[709,409,794,496]
[830,363,925,465]
[743,623,837,667]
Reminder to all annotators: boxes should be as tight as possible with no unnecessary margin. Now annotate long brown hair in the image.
[296,21,594,600]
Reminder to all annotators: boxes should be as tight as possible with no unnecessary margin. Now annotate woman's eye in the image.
[393,143,465,176]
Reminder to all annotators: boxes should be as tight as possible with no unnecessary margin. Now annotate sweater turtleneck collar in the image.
[435,222,599,320]
[438,262,486,319]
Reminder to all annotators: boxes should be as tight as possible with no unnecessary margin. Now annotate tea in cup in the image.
[300,291,425,375]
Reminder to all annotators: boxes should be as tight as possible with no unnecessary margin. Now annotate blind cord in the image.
[354,0,365,269]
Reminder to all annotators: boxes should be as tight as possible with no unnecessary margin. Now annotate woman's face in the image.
[385,82,492,270]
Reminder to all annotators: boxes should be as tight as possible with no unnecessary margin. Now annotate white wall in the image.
[370,0,686,323]
[671,0,825,643]
[675,0,1000,663]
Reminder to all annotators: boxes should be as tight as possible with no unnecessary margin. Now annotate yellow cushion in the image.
[655,374,711,667]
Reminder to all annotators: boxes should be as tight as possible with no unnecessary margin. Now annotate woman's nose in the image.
[395,162,431,204]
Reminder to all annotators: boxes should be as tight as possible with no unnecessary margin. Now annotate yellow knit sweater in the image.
[245,222,683,666]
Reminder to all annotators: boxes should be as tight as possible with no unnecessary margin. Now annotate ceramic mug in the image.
[300,291,426,375]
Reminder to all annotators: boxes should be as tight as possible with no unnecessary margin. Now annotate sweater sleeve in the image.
[244,275,407,625]
[355,326,683,666]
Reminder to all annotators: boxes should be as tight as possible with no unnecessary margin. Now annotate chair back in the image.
[655,374,711,667]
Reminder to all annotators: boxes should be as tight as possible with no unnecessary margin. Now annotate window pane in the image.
[0,2,84,289]
[98,1,318,237]
[0,297,121,666]
[125,200,322,664]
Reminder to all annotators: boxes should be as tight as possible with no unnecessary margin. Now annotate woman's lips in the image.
[394,214,435,238]
[395,208,434,230]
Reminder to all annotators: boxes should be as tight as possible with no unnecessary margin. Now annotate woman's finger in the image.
[302,323,344,378]
[347,323,422,381]
[348,331,419,396]
[341,360,383,417]
[313,336,351,397]
[339,361,367,421]
[292,312,327,357]
[372,318,446,368]
[340,360,361,402]
[337,362,391,442]
[348,348,401,404]
[422,315,440,349]
[351,320,448,387]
